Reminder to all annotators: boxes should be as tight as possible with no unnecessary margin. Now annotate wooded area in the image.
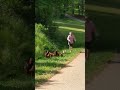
[0,0,34,89]
[35,0,85,26]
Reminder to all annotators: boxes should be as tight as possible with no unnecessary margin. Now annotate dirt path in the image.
[36,53,85,90]
[86,53,120,90]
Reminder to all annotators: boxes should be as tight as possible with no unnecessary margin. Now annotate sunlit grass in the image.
[59,26,85,32]
[55,17,84,25]
[55,21,84,27]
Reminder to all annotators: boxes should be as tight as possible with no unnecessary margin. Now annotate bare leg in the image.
[69,45,71,52]
[85,49,90,61]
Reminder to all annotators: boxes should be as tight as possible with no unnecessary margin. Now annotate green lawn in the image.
[35,17,85,85]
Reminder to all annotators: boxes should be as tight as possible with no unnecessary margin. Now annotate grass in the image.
[86,2,120,83]
[56,17,85,48]
[86,51,113,83]
[0,63,34,90]
[0,70,34,90]
[35,48,82,85]
[86,0,120,9]
[35,17,85,85]
[86,4,120,15]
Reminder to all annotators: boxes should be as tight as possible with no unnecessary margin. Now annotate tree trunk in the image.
[78,3,81,15]
[81,0,85,16]
[72,1,74,15]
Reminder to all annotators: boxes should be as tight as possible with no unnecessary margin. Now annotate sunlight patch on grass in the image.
[55,21,84,27]
[59,26,85,32]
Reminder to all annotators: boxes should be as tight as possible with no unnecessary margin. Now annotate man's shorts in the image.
[85,42,92,49]
[68,42,73,47]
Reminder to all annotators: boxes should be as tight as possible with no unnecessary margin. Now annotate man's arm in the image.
[73,35,76,42]
[67,35,70,42]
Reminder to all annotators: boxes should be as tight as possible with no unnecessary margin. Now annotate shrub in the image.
[35,23,58,59]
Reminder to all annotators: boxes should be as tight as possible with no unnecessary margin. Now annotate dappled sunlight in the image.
[59,26,85,32]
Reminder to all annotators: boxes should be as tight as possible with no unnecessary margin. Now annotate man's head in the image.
[29,57,33,64]
[85,16,90,22]
[69,32,73,35]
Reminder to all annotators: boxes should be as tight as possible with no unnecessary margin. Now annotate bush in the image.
[35,23,58,59]
[40,23,67,49]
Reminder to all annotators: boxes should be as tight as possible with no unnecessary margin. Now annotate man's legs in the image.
[69,44,73,52]
[85,48,90,60]
[85,42,91,61]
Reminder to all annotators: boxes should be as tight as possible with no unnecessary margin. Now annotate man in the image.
[67,32,76,52]
[85,17,96,60]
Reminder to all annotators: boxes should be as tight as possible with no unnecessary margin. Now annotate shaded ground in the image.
[36,53,85,90]
[86,53,120,90]
[86,51,113,83]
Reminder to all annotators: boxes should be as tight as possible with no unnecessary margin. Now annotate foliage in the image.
[35,0,85,26]
[0,0,34,89]
[35,24,57,59]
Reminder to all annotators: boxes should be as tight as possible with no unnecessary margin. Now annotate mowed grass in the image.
[56,17,85,48]
[35,17,85,85]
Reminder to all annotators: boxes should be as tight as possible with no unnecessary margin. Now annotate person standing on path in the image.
[67,32,76,52]
[85,17,96,60]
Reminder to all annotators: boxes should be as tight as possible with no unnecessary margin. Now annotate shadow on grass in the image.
[36,62,65,67]
[36,79,60,88]
[35,69,61,75]
[107,61,120,64]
